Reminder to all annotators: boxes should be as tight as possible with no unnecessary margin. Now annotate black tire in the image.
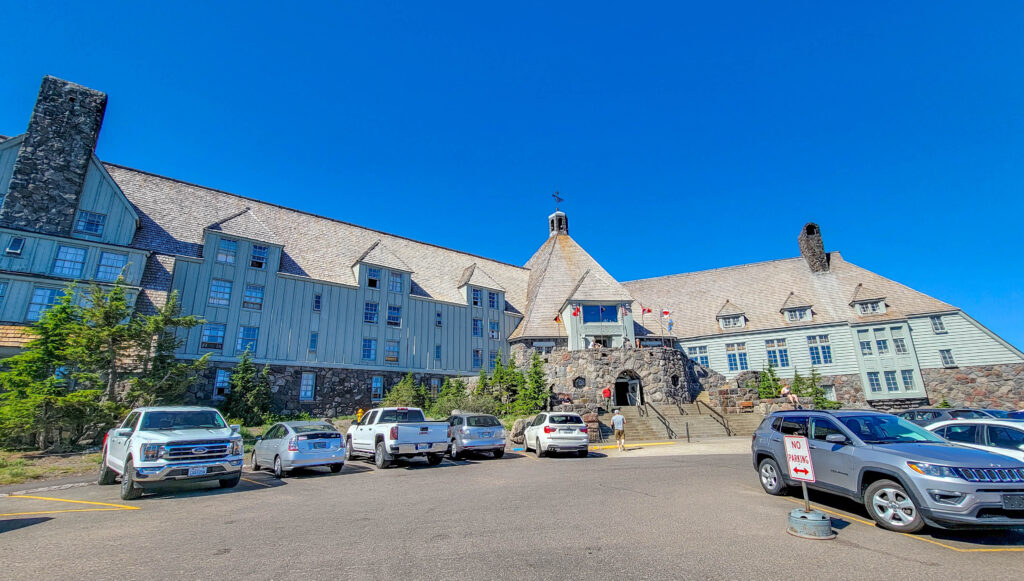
[492,448,505,459]
[97,448,117,485]
[119,458,143,500]
[449,439,460,461]
[534,438,544,458]
[329,463,344,473]
[426,454,443,466]
[345,438,354,461]
[250,451,261,472]
[374,441,391,469]
[757,458,787,496]
[864,479,925,533]
[577,449,589,458]
[219,473,241,488]
[273,455,286,479]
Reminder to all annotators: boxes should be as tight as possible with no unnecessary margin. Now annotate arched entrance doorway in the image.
[614,371,643,407]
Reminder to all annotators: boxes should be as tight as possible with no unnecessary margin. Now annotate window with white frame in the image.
[388,272,402,293]
[856,301,884,315]
[362,339,377,361]
[858,329,872,356]
[807,335,832,365]
[939,349,956,367]
[200,323,226,349]
[890,326,908,354]
[874,328,889,355]
[930,316,947,334]
[884,370,899,392]
[765,338,790,368]
[51,246,86,277]
[785,308,811,322]
[308,332,319,353]
[250,245,269,269]
[725,343,748,372]
[435,311,442,327]
[300,372,316,401]
[430,378,441,397]
[214,369,231,397]
[236,326,259,352]
[95,252,127,282]
[488,292,498,309]
[472,318,483,337]
[867,371,882,392]
[208,279,232,306]
[26,288,62,322]
[216,239,237,263]
[719,315,744,329]
[367,268,380,288]
[900,369,915,390]
[472,349,483,369]
[363,302,379,324]
[75,211,106,235]
[371,376,384,401]
[5,237,25,256]
[387,305,402,327]
[471,288,482,306]
[313,293,322,311]
[686,345,709,367]
[385,340,399,364]
[488,350,498,370]
[822,385,837,402]
[488,320,500,340]
[242,284,264,310]
[434,344,441,360]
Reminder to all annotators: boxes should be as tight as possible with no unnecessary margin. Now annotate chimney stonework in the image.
[798,222,829,273]
[0,76,107,235]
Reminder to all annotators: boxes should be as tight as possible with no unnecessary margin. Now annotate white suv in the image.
[523,412,589,458]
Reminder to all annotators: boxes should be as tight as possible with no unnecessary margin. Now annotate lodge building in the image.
[1,76,1021,415]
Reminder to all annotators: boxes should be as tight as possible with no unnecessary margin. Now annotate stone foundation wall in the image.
[920,363,1024,409]
[707,372,868,413]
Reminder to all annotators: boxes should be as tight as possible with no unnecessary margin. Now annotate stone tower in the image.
[798,222,829,273]
[0,76,108,235]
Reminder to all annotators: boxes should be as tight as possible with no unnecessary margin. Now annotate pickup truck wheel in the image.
[250,451,260,472]
[426,454,443,466]
[449,439,460,461]
[374,442,391,469]
[97,448,117,485]
[330,463,344,473]
[119,458,143,500]
[273,456,287,479]
[864,479,925,533]
[492,449,505,459]
[758,458,787,496]
[219,473,241,488]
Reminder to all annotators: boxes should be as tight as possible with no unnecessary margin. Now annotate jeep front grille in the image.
[954,468,1024,483]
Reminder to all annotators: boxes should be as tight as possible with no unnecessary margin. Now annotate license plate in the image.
[416,443,430,450]
[481,431,492,437]
[313,441,327,449]
[559,429,573,433]
[188,466,207,477]
[1003,494,1024,510]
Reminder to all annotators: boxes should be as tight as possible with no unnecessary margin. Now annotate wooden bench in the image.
[739,401,755,412]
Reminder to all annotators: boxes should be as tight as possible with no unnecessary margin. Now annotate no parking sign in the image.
[784,435,815,483]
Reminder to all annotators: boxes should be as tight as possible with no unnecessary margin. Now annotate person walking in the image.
[610,409,626,452]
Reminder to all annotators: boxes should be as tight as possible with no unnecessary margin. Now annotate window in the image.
[719,315,743,329]
[876,339,889,356]
[371,376,384,401]
[388,272,403,293]
[26,288,62,322]
[208,279,232,306]
[363,302,379,324]
[807,335,832,365]
[867,372,881,392]
[472,349,483,369]
[765,338,789,368]
[859,329,873,356]
[940,349,956,367]
[200,324,226,350]
[856,301,883,315]
[362,339,377,361]
[214,369,231,397]
[810,418,844,441]
[313,294,322,311]
[778,416,808,436]
[5,237,24,256]
[582,305,618,323]
[725,343,748,372]
[472,318,483,337]
[386,305,402,327]
[435,311,442,327]
[488,292,498,309]
[893,337,908,355]
[430,378,441,397]
[785,308,810,322]
[385,340,399,364]
[95,252,128,282]
[236,326,259,352]
[687,345,709,367]
[822,385,837,402]
[242,285,264,310]
[884,370,899,392]
[488,320,500,340]
[308,332,319,352]
[488,350,498,370]
[250,245,269,269]
[930,316,947,334]
[216,239,237,263]
[300,372,316,401]
[51,245,86,277]
[367,268,380,288]
[434,344,441,360]
[900,369,915,390]
[472,288,482,306]
[987,426,1024,450]
[75,211,106,235]
[944,424,978,444]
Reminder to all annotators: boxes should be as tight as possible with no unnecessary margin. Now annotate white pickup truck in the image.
[99,406,245,500]
[345,407,448,468]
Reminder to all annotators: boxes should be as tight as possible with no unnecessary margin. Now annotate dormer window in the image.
[367,267,381,288]
[719,315,744,330]
[5,237,25,256]
[855,301,885,315]
[216,239,237,264]
[784,308,811,322]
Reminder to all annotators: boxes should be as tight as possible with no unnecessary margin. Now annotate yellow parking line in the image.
[241,477,273,488]
[590,441,676,451]
[9,495,139,510]
[0,508,132,517]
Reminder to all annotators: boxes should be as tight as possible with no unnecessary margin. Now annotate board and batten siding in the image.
[850,322,925,400]
[0,229,147,287]
[908,312,1024,369]
[0,136,22,195]
[71,157,138,246]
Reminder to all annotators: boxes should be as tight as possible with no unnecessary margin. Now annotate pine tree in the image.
[124,291,208,406]
[757,364,783,399]
[221,350,274,425]
[381,372,421,407]
[807,368,841,410]
[509,352,548,415]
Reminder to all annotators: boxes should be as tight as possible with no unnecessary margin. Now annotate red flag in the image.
[640,303,652,315]
[572,305,581,317]
[662,309,671,318]
[554,313,561,323]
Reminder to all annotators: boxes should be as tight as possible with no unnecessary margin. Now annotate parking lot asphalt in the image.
[2,444,1023,580]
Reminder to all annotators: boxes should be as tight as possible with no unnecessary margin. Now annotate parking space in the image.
[2,450,1023,579]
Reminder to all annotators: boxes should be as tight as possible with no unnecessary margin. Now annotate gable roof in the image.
[457,263,505,292]
[623,252,955,339]
[849,282,886,305]
[354,239,412,273]
[717,300,745,317]
[780,291,812,311]
[207,207,282,246]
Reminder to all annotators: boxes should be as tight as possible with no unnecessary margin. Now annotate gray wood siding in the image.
[909,313,1024,368]
[0,274,138,323]
[850,322,925,400]
[0,137,21,198]
[0,229,147,286]
[72,158,138,246]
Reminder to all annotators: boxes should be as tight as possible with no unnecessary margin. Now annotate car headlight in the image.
[229,440,243,456]
[141,443,165,462]
[907,462,960,479]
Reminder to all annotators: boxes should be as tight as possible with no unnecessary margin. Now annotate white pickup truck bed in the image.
[346,407,448,468]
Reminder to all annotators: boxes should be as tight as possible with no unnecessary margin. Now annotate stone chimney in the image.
[548,210,569,237]
[798,222,829,273]
[0,76,107,235]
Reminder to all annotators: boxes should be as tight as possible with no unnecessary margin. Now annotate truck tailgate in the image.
[395,423,448,446]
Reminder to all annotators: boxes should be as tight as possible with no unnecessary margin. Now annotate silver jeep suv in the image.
[751,409,1024,532]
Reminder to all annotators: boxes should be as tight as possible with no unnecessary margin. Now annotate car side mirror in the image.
[825,434,848,444]
[115,428,133,438]
[254,436,262,442]
[230,424,241,433]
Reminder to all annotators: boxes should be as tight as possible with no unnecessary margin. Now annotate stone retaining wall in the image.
[921,363,1024,409]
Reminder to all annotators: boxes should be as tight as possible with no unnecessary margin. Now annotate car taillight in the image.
[543,425,555,434]
[579,427,588,433]
[103,432,108,447]
[288,438,298,452]
[390,426,398,440]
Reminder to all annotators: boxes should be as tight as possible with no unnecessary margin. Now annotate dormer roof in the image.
[354,239,412,273]
[458,263,505,292]
[207,207,281,245]
[717,300,745,318]
[780,292,812,312]
[567,269,633,303]
[849,283,886,305]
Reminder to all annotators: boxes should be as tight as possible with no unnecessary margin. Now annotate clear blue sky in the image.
[1,2,1022,348]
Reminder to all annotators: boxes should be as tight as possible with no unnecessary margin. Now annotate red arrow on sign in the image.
[793,467,809,475]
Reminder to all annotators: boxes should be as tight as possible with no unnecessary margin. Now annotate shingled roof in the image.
[207,207,282,246]
[457,263,504,292]
[354,240,412,273]
[623,252,954,339]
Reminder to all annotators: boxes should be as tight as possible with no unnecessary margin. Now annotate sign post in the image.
[782,433,833,539]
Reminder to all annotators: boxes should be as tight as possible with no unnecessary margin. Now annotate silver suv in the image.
[751,410,1024,532]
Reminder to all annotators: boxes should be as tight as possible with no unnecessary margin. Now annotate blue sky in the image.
[1,2,1022,348]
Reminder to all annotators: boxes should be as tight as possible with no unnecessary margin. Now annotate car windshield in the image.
[985,410,1010,419]
[838,415,945,444]
[548,414,583,425]
[140,410,226,430]
[466,415,501,427]
[378,409,426,423]
[292,423,336,434]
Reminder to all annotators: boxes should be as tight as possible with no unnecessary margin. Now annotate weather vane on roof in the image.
[552,191,564,210]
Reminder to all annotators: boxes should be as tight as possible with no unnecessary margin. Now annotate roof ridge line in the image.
[621,254,830,284]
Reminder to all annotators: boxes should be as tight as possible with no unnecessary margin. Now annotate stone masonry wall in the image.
[707,372,868,413]
[920,363,1024,409]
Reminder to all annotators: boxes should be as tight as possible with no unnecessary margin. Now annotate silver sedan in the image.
[251,421,345,478]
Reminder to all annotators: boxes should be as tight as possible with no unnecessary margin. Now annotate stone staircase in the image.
[604,404,765,442]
